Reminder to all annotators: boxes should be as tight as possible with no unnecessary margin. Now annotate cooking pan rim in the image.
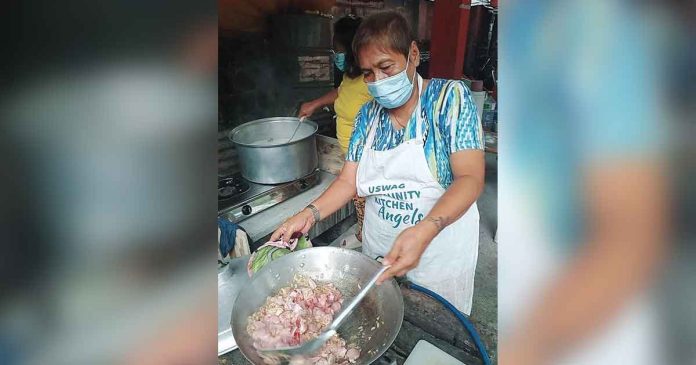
[228,117,319,148]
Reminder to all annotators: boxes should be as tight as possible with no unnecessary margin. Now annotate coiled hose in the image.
[406,282,492,365]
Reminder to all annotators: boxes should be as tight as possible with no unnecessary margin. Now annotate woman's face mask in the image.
[366,54,415,109]
[334,52,346,72]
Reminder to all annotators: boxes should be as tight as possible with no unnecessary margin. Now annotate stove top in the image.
[218,177,250,200]
[217,170,321,223]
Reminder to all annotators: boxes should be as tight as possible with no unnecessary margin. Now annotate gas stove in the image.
[218,170,321,223]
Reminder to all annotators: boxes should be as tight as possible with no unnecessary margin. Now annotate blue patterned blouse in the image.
[346,78,483,188]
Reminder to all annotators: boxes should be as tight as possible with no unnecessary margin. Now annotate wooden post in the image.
[429,0,472,79]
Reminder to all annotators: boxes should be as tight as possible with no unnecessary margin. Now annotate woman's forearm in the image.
[377,174,484,282]
[421,175,483,232]
[271,164,357,242]
[311,89,339,109]
[305,169,356,221]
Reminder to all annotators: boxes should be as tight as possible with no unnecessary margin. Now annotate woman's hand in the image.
[377,221,439,284]
[270,209,315,243]
[298,100,319,119]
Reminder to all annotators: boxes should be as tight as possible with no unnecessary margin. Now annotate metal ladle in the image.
[257,265,391,359]
[287,116,305,143]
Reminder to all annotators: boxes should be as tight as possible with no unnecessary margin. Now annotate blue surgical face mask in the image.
[366,55,415,109]
[334,52,346,72]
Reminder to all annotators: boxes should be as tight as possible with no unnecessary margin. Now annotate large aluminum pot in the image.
[231,247,404,364]
[229,117,318,184]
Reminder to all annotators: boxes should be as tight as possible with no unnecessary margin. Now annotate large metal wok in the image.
[231,247,404,364]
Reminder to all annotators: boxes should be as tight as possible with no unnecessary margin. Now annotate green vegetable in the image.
[271,247,291,260]
[296,236,311,250]
[247,237,314,277]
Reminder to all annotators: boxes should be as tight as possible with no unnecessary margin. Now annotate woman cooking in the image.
[271,11,484,314]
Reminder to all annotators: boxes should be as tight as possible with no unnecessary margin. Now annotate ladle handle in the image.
[329,265,391,331]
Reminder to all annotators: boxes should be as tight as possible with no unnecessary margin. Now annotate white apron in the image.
[356,75,480,314]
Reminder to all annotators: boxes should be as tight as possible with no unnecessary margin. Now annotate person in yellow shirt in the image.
[298,14,372,241]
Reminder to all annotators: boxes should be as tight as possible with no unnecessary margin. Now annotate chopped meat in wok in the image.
[247,275,361,364]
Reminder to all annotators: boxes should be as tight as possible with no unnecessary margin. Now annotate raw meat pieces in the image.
[247,275,361,365]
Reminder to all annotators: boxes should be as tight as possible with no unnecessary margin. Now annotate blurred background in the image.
[1,1,218,364]
[498,0,694,364]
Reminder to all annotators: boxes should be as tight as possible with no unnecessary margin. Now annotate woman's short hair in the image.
[333,15,363,79]
[352,11,414,62]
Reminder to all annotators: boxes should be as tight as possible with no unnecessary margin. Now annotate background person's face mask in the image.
[334,52,346,72]
[367,54,415,109]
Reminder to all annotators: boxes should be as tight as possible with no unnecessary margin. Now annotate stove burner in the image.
[218,177,250,200]
[218,170,322,222]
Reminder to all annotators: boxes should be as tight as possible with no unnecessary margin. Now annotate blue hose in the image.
[408,283,492,365]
